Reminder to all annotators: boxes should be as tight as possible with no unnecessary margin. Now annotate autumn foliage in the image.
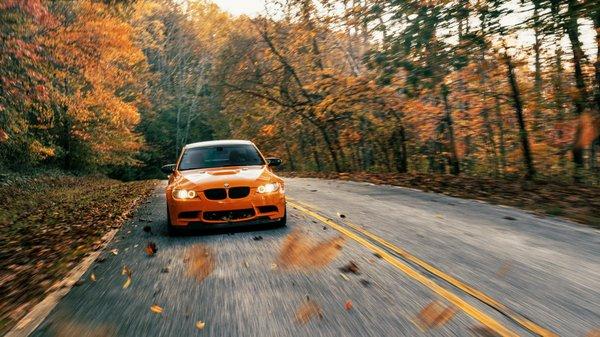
[1,0,600,183]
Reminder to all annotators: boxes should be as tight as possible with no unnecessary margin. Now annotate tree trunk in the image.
[441,84,460,175]
[504,52,536,179]
[566,0,588,180]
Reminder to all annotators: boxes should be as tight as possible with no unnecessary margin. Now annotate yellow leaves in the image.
[150,304,163,314]
[260,124,276,137]
[195,321,206,330]
[28,141,55,159]
[122,266,132,289]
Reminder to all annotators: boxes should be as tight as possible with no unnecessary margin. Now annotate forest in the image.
[1,0,599,184]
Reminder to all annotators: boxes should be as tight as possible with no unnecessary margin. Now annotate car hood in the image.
[174,166,275,190]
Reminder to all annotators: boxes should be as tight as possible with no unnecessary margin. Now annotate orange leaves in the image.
[295,298,323,324]
[576,113,600,149]
[416,301,458,330]
[277,229,344,270]
[186,245,215,283]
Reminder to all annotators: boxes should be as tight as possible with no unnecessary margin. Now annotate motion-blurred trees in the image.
[1,0,599,183]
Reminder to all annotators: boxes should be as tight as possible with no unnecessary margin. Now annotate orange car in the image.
[161,140,286,232]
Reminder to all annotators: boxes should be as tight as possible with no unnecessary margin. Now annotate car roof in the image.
[184,139,255,149]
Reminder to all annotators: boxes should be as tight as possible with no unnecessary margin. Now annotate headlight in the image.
[173,189,197,199]
[257,182,279,194]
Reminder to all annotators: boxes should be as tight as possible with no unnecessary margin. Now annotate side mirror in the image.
[161,164,176,174]
[266,157,282,167]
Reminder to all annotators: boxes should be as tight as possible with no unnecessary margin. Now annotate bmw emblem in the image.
[224,183,230,188]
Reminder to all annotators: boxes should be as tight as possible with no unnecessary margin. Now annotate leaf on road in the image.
[340,273,349,281]
[373,252,383,259]
[339,261,360,274]
[586,329,600,337]
[90,273,96,282]
[186,245,214,283]
[277,229,344,269]
[122,266,132,289]
[469,326,501,337]
[295,298,323,324]
[111,249,119,255]
[337,212,346,218]
[344,300,353,311]
[416,301,457,329]
[145,242,157,256]
[150,304,163,314]
[195,321,206,330]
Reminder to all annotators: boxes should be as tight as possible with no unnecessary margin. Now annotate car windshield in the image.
[178,144,265,170]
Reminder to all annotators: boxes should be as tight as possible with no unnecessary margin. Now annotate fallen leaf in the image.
[186,245,214,283]
[270,263,278,270]
[145,242,157,256]
[110,249,118,255]
[586,329,600,337]
[359,279,371,287]
[416,301,457,329]
[373,252,383,259]
[295,298,323,324]
[122,266,132,289]
[344,300,353,310]
[123,277,131,289]
[150,304,163,314]
[337,212,346,218]
[340,273,350,281]
[195,321,206,330]
[339,261,360,274]
[90,273,96,282]
[277,229,344,269]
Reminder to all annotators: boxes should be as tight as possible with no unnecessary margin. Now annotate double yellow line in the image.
[288,199,558,337]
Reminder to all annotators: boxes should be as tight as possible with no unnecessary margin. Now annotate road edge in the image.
[3,182,161,337]
[4,227,119,337]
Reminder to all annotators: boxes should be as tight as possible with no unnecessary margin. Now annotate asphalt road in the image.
[29,178,599,337]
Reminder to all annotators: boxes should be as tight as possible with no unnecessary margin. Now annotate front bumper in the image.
[167,190,286,227]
